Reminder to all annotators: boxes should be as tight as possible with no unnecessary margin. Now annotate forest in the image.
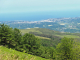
[0,24,80,60]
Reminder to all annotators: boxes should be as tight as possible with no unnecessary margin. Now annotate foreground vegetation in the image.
[0,24,80,60]
[0,46,49,60]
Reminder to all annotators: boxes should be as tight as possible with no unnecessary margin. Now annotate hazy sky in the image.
[0,0,80,13]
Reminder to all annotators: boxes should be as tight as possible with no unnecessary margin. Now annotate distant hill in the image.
[1,17,80,33]
[20,28,80,39]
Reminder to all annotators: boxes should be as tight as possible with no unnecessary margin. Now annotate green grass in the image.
[55,35,80,38]
[0,46,50,60]
[36,36,51,40]
[20,28,42,34]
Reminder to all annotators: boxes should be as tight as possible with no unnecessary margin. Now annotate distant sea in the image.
[0,10,80,21]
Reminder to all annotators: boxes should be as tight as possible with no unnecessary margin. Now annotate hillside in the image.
[0,24,80,60]
[20,28,80,39]
[0,46,49,60]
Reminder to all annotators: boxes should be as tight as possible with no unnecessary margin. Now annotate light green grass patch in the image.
[36,36,51,40]
[55,35,80,38]
[20,28,42,34]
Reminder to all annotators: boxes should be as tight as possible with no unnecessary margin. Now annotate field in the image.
[0,46,50,60]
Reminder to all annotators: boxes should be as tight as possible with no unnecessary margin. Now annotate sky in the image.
[0,0,80,13]
[0,0,80,21]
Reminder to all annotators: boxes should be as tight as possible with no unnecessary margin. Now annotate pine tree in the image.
[0,24,14,47]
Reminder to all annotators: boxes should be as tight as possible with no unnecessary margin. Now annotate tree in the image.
[56,37,73,60]
[0,24,14,47]
[22,33,40,54]
[13,28,22,49]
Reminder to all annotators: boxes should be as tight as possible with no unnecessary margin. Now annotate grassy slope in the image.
[20,28,51,40]
[0,46,50,60]
[36,36,51,40]
[20,28,80,39]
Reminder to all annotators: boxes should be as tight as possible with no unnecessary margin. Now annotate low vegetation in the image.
[0,46,49,60]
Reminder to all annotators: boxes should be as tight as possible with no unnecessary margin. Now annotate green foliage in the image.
[56,37,74,60]
[22,33,40,54]
[38,46,56,59]
[13,28,22,48]
[0,24,14,47]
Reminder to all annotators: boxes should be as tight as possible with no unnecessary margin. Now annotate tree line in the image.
[0,24,80,60]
